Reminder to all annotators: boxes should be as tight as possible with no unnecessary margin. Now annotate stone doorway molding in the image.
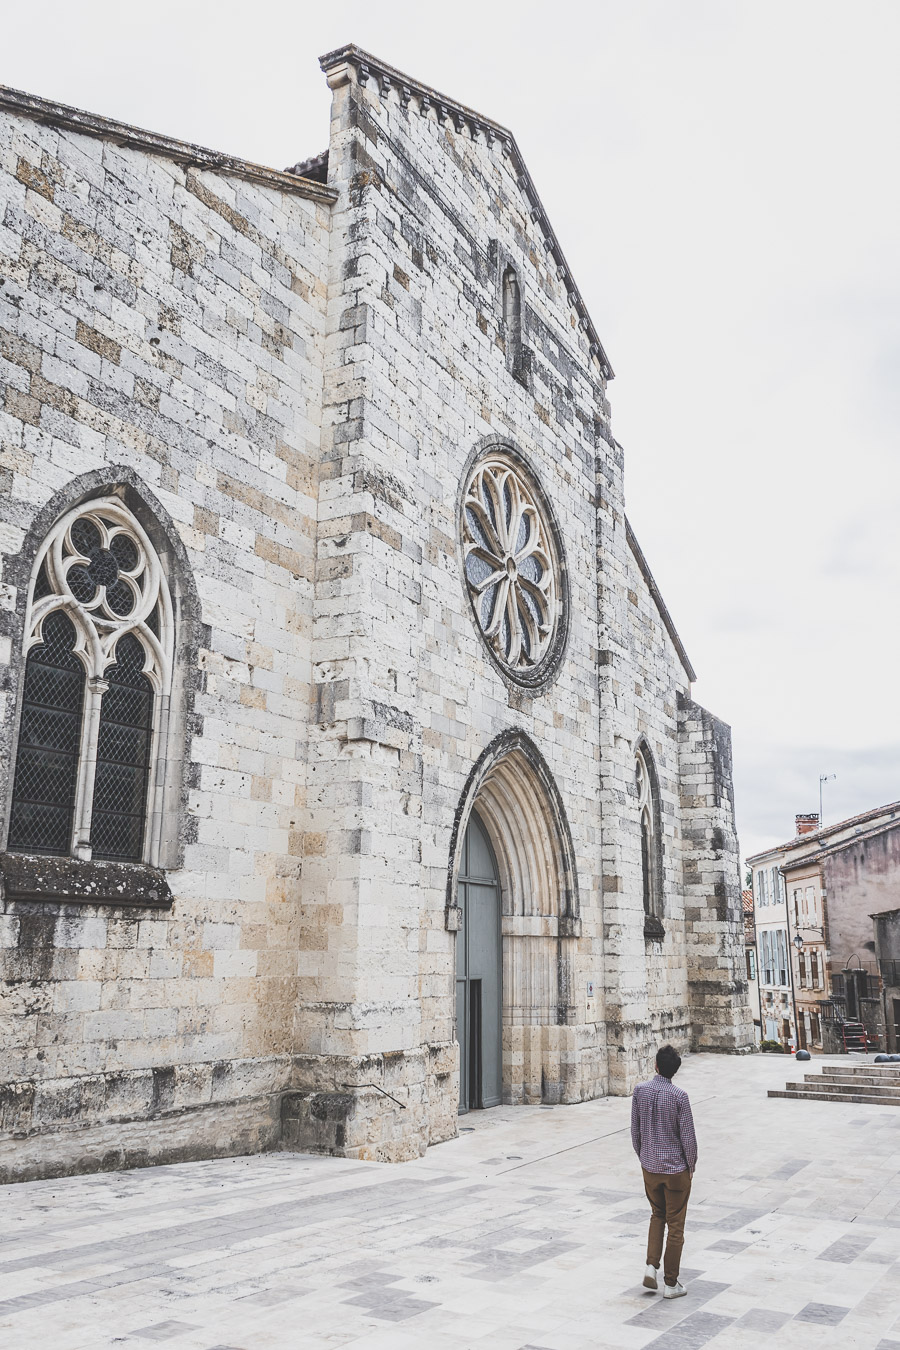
[445,730,582,1105]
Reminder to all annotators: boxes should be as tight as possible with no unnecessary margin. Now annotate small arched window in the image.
[502,265,522,363]
[636,745,663,935]
[8,496,173,864]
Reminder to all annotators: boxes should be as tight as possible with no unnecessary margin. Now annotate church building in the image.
[0,46,752,1181]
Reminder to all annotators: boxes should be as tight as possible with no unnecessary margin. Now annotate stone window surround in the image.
[635,737,665,942]
[457,436,571,696]
[444,727,581,937]
[15,495,174,865]
[495,248,529,388]
[0,468,205,907]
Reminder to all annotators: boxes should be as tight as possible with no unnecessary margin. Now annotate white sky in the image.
[5,1,899,862]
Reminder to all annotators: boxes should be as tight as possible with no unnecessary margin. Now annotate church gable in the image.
[319,45,612,474]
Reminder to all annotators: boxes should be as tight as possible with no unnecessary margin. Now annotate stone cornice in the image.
[319,44,614,381]
[0,84,338,205]
[625,516,697,684]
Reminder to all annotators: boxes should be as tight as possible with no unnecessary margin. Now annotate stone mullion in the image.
[70,675,108,860]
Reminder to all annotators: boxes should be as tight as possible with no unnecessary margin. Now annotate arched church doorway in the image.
[449,731,583,1114]
[456,810,502,1111]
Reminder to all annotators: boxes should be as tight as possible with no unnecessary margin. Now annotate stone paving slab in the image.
[0,1054,899,1349]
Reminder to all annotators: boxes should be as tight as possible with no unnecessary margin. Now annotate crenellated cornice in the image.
[319,44,614,381]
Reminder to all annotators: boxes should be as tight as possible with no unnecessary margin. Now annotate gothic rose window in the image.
[462,457,561,679]
[8,496,173,864]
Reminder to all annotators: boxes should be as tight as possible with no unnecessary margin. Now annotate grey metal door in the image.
[456,810,502,1112]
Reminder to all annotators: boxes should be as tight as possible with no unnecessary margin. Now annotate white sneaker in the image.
[663,1280,687,1299]
[642,1264,658,1290]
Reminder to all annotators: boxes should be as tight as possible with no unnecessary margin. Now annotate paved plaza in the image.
[1,1054,899,1350]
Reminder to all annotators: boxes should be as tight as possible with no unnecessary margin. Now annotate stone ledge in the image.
[0,82,338,203]
[0,852,173,908]
[643,914,666,942]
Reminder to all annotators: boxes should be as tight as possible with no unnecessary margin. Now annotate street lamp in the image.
[793,928,825,949]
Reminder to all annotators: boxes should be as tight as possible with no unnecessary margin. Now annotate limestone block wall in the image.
[677,696,753,1052]
[0,52,753,1177]
[599,529,699,1090]
[0,99,332,1178]
[294,53,617,1157]
[292,48,721,1154]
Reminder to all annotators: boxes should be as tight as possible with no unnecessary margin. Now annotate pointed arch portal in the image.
[448,731,581,1112]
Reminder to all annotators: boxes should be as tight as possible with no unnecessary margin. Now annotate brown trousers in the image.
[642,1167,692,1284]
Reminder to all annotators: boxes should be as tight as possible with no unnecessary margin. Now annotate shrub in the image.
[759,1039,786,1053]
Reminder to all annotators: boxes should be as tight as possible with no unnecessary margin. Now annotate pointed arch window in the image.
[8,497,173,865]
[501,263,529,385]
[636,745,664,938]
[502,265,521,351]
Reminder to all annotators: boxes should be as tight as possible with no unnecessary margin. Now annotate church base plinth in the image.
[283,1043,459,1161]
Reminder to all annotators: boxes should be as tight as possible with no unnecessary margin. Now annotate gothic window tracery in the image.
[8,496,173,864]
[462,456,561,680]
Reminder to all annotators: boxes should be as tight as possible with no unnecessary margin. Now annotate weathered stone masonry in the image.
[0,47,752,1181]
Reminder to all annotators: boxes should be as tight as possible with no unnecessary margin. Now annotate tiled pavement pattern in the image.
[1,1055,899,1349]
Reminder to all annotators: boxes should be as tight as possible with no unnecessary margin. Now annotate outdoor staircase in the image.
[769,1063,900,1106]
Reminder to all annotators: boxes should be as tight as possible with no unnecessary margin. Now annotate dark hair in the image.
[656,1045,682,1079]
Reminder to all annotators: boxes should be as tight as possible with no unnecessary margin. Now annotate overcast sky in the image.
[5,1,899,861]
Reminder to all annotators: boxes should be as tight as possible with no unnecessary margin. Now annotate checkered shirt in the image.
[630,1073,698,1175]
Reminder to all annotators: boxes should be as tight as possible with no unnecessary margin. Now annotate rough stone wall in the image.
[677,696,753,1052]
[598,531,700,1091]
[291,53,738,1154]
[0,105,330,1177]
[293,58,615,1157]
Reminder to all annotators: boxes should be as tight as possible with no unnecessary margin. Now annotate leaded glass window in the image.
[90,635,154,862]
[8,495,173,864]
[8,611,85,855]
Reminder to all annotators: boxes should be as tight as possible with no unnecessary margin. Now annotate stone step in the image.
[768,1088,900,1106]
[818,1070,900,1084]
[820,1065,900,1078]
[791,1079,900,1099]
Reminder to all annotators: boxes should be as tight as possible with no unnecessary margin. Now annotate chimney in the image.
[795,813,819,836]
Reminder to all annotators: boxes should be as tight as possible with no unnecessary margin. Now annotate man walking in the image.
[630,1044,697,1299]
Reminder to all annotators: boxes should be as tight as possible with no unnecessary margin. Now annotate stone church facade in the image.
[0,45,752,1181]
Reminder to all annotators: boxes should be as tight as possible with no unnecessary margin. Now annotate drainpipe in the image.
[783,865,799,1052]
[751,872,763,1045]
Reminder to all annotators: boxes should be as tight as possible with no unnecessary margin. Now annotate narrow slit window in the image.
[636,745,663,928]
[502,265,522,364]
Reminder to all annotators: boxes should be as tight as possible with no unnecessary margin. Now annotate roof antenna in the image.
[819,773,836,829]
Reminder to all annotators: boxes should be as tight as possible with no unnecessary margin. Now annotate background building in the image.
[749,803,900,1053]
[872,909,900,1053]
[749,847,794,1047]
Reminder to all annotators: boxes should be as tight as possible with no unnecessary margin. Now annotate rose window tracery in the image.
[462,458,561,676]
